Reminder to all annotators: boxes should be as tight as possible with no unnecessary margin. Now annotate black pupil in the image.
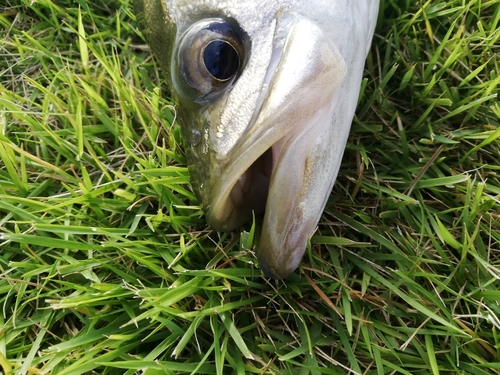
[203,40,239,80]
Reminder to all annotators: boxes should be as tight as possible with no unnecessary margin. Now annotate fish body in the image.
[135,0,379,278]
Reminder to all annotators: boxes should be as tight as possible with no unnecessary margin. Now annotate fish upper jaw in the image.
[204,14,348,278]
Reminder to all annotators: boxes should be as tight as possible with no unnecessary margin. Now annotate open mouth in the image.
[220,130,291,231]
[228,146,273,219]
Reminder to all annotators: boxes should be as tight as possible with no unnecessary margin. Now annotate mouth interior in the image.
[229,146,274,218]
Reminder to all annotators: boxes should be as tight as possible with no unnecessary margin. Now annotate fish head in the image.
[135,0,379,278]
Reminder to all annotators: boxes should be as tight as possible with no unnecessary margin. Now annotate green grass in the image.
[0,0,499,374]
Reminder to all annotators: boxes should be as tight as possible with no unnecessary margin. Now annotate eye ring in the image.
[174,18,246,98]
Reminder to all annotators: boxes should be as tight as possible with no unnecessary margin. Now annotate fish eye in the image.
[203,40,239,80]
[175,19,245,97]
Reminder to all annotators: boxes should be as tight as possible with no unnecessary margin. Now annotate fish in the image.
[134,0,379,279]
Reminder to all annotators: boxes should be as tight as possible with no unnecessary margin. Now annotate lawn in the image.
[0,0,499,374]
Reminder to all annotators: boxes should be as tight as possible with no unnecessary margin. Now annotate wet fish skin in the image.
[135,0,379,278]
